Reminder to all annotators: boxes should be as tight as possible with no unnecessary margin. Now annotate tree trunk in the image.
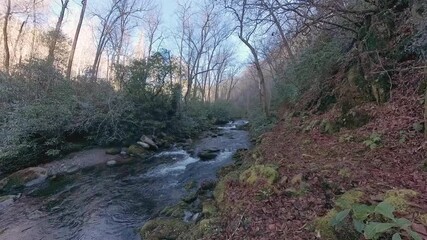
[239,36,270,116]
[30,0,36,59]
[47,0,69,65]
[66,0,86,79]
[13,17,28,64]
[3,0,11,74]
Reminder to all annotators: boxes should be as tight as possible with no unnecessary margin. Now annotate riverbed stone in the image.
[0,167,48,191]
[140,135,159,150]
[137,141,150,149]
[105,147,121,155]
[140,219,188,240]
[106,160,117,167]
[198,150,219,161]
[128,145,146,158]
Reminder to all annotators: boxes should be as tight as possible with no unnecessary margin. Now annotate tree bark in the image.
[66,0,86,79]
[3,0,11,74]
[47,0,69,65]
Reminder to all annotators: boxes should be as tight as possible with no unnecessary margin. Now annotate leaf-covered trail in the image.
[209,67,426,239]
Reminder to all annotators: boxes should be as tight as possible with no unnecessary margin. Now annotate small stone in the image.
[65,165,79,174]
[105,148,121,155]
[106,160,117,167]
[279,176,288,186]
[191,212,202,222]
[137,141,150,149]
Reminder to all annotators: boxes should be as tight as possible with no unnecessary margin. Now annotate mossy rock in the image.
[178,218,220,240]
[128,145,146,158]
[182,192,197,204]
[105,147,121,155]
[314,209,339,240]
[335,190,364,210]
[383,189,418,212]
[239,164,279,186]
[140,219,188,240]
[202,200,218,218]
[161,202,188,218]
[319,120,340,134]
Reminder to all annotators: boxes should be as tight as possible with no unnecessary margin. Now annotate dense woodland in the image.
[1,0,427,238]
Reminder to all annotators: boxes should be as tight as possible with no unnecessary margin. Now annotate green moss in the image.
[140,219,188,240]
[128,145,146,158]
[161,202,188,218]
[335,190,364,210]
[418,214,427,226]
[214,171,239,204]
[383,189,418,212]
[239,164,279,186]
[202,200,218,218]
[314,209,339,240]
[184,180,197,191]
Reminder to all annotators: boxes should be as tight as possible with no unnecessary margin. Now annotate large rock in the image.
[140,135,158,150]
[197,149,220,161]
[0,167,48,191]
[128,145,146,158]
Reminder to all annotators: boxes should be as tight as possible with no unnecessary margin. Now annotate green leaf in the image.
[364,222,396,239]
[331,209,350,226]
[394,218,412,228]
[352,204,374,220]
[353,219,365,233]
[407,229,422,240]
[392,233,402,240]
[375,202,395,220]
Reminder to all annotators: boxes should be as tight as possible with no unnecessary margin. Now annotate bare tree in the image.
[144,7,162,58]
[47,0,69,65]
[224,0,270,116]
[66,0,86,79]
[3,0,12,74]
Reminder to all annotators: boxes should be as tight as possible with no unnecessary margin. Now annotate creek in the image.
[0,120,250,240]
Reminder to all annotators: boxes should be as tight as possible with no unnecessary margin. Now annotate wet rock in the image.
[140,219,188,240]
[137,141,150,149]
[140,135,158,150]
[183,210,194,222]
[120,147,128,156]
[106,160,117,167]
[105,148,121,155]
[198,149,220,161]
[191,212,202,222]
[0,167,48,191]
[65,165,79,174]
[182,192,197,204]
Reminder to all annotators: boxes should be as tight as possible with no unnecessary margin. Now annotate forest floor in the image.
[209,67,427,239]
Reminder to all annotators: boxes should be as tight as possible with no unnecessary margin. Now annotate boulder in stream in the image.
[197,149,220,161]
[0,167,48,191]
[140,135,158,150]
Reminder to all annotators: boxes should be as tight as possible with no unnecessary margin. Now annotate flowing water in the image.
[0,121,250,240]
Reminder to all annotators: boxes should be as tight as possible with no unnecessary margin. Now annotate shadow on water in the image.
[0,121,250,240]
